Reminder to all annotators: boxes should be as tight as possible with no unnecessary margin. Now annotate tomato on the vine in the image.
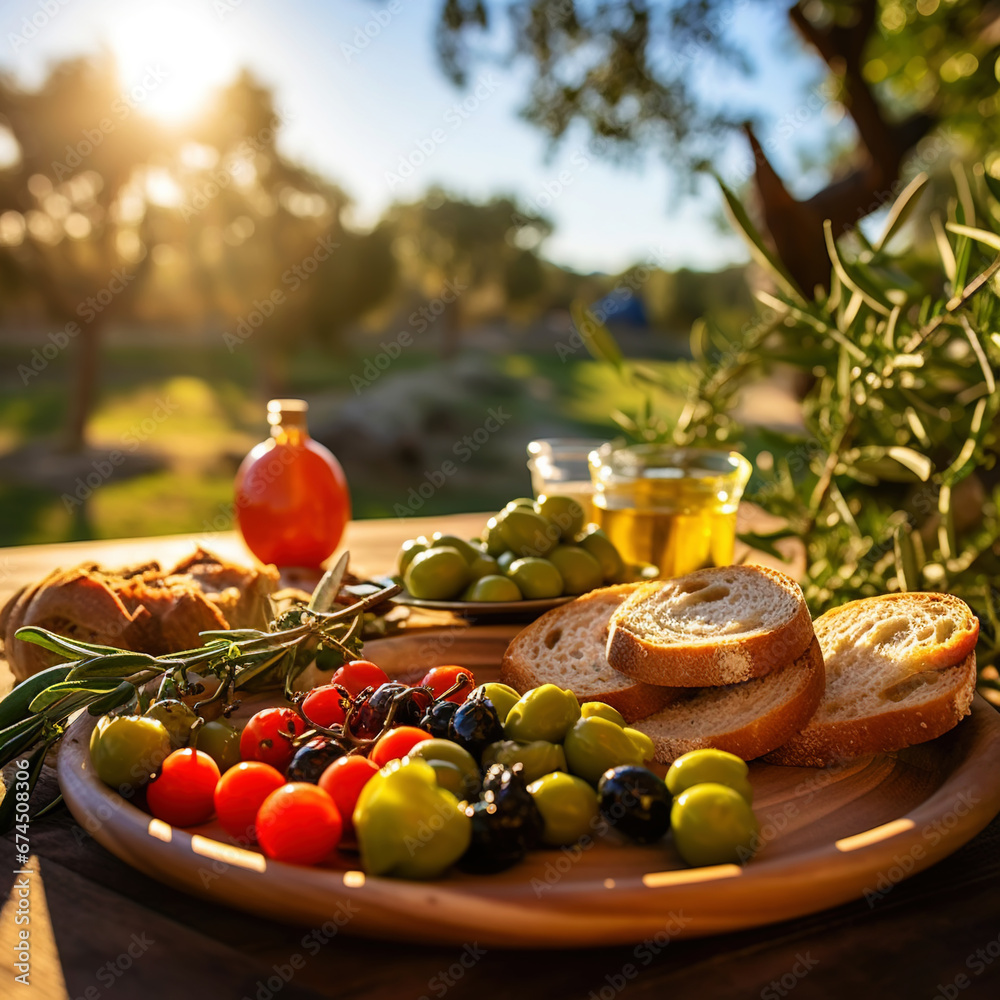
[145,748,220,828]
[214,761,286,840]
[239,708,307,770]
[256,783,342,865]
[330,660,390,697]
[369,726,432,768]
[318,755,379,837]
[300,685,347,728]
[420,666,475,704]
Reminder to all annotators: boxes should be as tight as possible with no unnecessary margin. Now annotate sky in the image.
[0,0,846,274]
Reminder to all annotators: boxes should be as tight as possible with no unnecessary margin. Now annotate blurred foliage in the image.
[436,0,1000,174]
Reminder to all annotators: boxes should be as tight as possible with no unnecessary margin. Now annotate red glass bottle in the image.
[234,399,351,568]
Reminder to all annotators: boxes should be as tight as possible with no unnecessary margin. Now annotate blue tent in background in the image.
[592,290,648,327]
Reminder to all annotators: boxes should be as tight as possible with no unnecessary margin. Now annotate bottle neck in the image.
[267,398,310,445]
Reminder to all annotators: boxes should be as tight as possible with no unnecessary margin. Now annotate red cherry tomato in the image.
[419,665,475,704]
[239,708,307,770]
[146,748,220,828]
[213,761,286,841]
[301,685,347,728]
[369,726,432,768]
[318,755,379,837]
[255,783,342,865]
[330,660,390,697]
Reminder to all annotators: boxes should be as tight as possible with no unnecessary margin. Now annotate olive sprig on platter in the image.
[0,554,400,832]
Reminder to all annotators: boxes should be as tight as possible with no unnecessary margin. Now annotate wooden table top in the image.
[1,516,999,999]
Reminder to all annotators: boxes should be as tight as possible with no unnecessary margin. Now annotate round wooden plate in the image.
[58,629,1000,949]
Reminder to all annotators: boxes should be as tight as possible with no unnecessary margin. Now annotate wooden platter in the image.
[57,628,1000,949]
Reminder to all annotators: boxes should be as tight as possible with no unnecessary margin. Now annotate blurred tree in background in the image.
[436,0,1000,289]
[385,190,552,355]
[0,57,398,448]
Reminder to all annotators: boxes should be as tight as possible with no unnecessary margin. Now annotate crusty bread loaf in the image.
[628,637,826,763]
[500,584,680,723]
[765,593,980,767]
[606,565,814,687]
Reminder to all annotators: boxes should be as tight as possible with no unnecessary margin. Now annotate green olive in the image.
[547,545,603,595]
[508,557,563,599]
[90,715,172,791]
[481,517,507,557]
[404,547,469,600]
[408,739,481,797]
[195,720,241,772]
[474,682,522,723]
[563,716,653,785]
[431,533,483,565]
[527,772,599,846]
[461,575,522,602]
[497,550,517,573]
[481,739,567,784]
[499,508,558,558]
[144,699,200,750]
[577,527,626,582]
[535,494,586,540]
[397,536,430,576]
[425,760,469,799]
[504,684,581,743]
[581,702,626,728]
[504,498,537,512]
[468,553,500,580]
[670,783,760,866]
[666,749,753,804]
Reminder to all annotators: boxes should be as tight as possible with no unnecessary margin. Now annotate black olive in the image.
[447,691,503,759]
[597,765,671,844]
[420,700,459,740]
[285,738,348,783]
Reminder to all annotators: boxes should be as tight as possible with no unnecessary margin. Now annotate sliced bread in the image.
[629,637,826,763]
[606,565,814,687]
[764,593,980,767]
[500,584,681,723]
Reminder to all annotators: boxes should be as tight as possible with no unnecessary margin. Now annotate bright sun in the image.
[107,1,240,124]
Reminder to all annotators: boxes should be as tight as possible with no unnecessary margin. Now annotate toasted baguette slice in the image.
[606,565,814,687]
[629,637,825,763]
[500,584,680,723]
[764,593,980,767]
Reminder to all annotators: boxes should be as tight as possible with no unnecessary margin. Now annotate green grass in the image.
[0,344,691,546]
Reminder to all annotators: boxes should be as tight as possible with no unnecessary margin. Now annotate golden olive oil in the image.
[590,450,749,578]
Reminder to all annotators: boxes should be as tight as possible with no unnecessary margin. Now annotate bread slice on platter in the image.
[629,637,826,763]
[606,565,813,687]
[765,593,980,767]
[500,584,680,723]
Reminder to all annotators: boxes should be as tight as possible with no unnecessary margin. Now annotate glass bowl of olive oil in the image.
[588,444,751,579]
